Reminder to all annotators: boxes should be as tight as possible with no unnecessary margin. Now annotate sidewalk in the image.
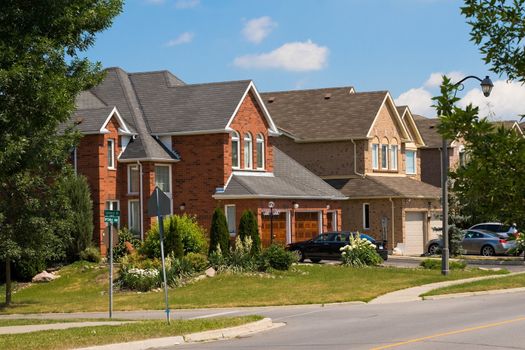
[369,270,525,304]
[0,321,129,335]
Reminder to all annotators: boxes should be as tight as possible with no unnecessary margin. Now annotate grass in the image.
[423,273,525,296]
[0,318,121,327]
[0,261,505,314]
[0,316,262,350]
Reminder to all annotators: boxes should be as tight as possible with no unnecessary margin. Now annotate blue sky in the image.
[86,0,525,120]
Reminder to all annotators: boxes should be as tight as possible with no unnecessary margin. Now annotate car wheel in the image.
[481,245,495,256]
[310,258,321,263]
[295,250,305,263]
[428,243,439,255]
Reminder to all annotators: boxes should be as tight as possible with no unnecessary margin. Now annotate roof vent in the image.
[74,117,83,125]
[267,97,275,103]
[324,93,332,99]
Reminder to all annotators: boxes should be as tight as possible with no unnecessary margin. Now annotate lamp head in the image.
[480,76,493,97]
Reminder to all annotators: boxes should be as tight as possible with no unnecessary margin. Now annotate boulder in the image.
[205,267,216,278]
[32,271,59,283]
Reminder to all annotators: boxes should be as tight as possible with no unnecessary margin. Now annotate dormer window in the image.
[244,133,253,169]
[256,133,265,169]
[231,131,240,169]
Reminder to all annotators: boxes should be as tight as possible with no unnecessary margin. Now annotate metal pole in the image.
[270,207,274,245]
[441,137,450,276]
[108,223,113,318]
[157,201,170,324]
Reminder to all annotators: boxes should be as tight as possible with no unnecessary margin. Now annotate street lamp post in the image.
[441,75,493,276]
[268,201,275,245]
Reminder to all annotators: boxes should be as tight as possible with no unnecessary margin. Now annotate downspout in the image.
[389,197,395,252]
[350,139,365,178]
[137,161,144,241]
[73,147,78,175]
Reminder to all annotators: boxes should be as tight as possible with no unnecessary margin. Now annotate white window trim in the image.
[154,164,173,214]
[390,145,398,171]
[372,144,379,170]
[127,164,139,195]
[363,203,370,230]
[256,134,265,170]
[232,131,240,169]
[107,139,116,170]
[406,150,417,175]
[225,204,236,236]
[381,144,389,170]
[244,133,253,169]
[128,199,140,235]
[328,210,338,231]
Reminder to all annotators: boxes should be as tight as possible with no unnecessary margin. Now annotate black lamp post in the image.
[440,75,493,276]
[268,201,275,245]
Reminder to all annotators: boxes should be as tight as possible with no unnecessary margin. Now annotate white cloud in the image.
[242,16,277,44]
[175,0,200,9]
[424,71,464,88]
[165,32,194,47]
[233,40,329,72]
[395,88,435,116]
[145,0,165,4]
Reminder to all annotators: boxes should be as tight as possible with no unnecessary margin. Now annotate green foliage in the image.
[432,76,525,229]
[259,244,297,271]
[118,266,160,292]
[462,0,525,83]
[183,252,209,273]
[79,247,101,264]
[208,237,258,273]
[340,233,382,267]
[208,208,230,256]
[238,210,261,255]
[141,215,207,259]
[112,227,141,261]
[420,259,467,270]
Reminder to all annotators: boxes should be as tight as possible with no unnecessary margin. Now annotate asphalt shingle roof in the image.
[413,115,451,148]
[326,176,441,199]
[261,88,387,141]
[219,147,347,199]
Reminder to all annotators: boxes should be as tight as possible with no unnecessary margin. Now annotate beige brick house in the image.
[261,88,442,255]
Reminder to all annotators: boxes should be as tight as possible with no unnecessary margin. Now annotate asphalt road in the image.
[167,292,525,350]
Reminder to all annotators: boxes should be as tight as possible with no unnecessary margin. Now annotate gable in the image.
[367,95,410,143]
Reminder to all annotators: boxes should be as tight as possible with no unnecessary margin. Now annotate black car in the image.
[287,231,388,263]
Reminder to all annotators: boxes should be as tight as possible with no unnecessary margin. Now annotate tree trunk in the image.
[5,259,11,306]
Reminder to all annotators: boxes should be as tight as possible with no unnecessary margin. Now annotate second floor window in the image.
[231,131,240,169]
[128,164,139,194]
[381,144,389,169]
[107,139,115,169]
[390,145,398,170]
[406,150,416,174]
[256,134,264,169]
[155,165,171,193]
[372,144,379,170]
[244,133,253,169]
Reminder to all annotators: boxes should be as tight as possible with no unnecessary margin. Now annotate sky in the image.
[85,0,525,121]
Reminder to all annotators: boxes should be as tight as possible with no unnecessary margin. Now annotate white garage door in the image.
[405,212,425,255]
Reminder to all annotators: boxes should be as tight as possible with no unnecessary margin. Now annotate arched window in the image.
[390,138,398,170]
[256,134,265,169]
[381,137,389,170]
[243,133,253,169]
[371,137,380,170]
[231,131,240,169]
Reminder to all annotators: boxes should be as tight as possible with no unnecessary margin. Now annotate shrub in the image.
[113,227,141,261]
[340,233,382,267]
[119,267,160,292]
[207,237,258,273]
[208,208,230,256]
[166,216,184,260]
[166,255,194,287]
[259,244,297,271]
[79,247,101,263]
[177,214,208,254]
[183,252,208,273]
[420,259,467,270]
[15,258,47,281]
[238,210,261,255]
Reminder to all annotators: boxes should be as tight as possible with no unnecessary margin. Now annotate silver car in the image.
[425,229,516,256]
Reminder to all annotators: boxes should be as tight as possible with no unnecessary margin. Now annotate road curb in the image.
[74,318,283,350]
[389,255,525,266]
[422,287,525,301]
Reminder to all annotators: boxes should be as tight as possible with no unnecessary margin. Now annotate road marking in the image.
[370,316,525,350]
[189,311,239,319]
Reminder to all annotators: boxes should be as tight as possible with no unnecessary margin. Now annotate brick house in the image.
[261,88,442,255]
[71,68,346,254]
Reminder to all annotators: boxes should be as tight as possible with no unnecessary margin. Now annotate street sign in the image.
[148,187,171,217]
[104,210,120,224]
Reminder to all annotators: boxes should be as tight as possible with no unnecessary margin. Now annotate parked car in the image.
[468,222,518,237]
[287,231,388,263]
[425,229,516,256]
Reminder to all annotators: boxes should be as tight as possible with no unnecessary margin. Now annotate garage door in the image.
[405,212,425,255]
[295,211,321,242]
[261,212,288,247]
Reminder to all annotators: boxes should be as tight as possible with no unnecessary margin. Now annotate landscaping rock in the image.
[194,275,206,281]
[32,271,59,283]
[205,267,216,277]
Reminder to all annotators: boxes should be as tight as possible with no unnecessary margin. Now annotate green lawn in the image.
[0,316,262,350]
[0,261,505,314]
[0,318,122,327]
[423,273,525,297]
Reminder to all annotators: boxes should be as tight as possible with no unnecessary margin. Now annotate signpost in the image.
[148,187,172,324]
[104,209,120,319]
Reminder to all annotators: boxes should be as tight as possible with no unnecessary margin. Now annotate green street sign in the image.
[104,210,120,224]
